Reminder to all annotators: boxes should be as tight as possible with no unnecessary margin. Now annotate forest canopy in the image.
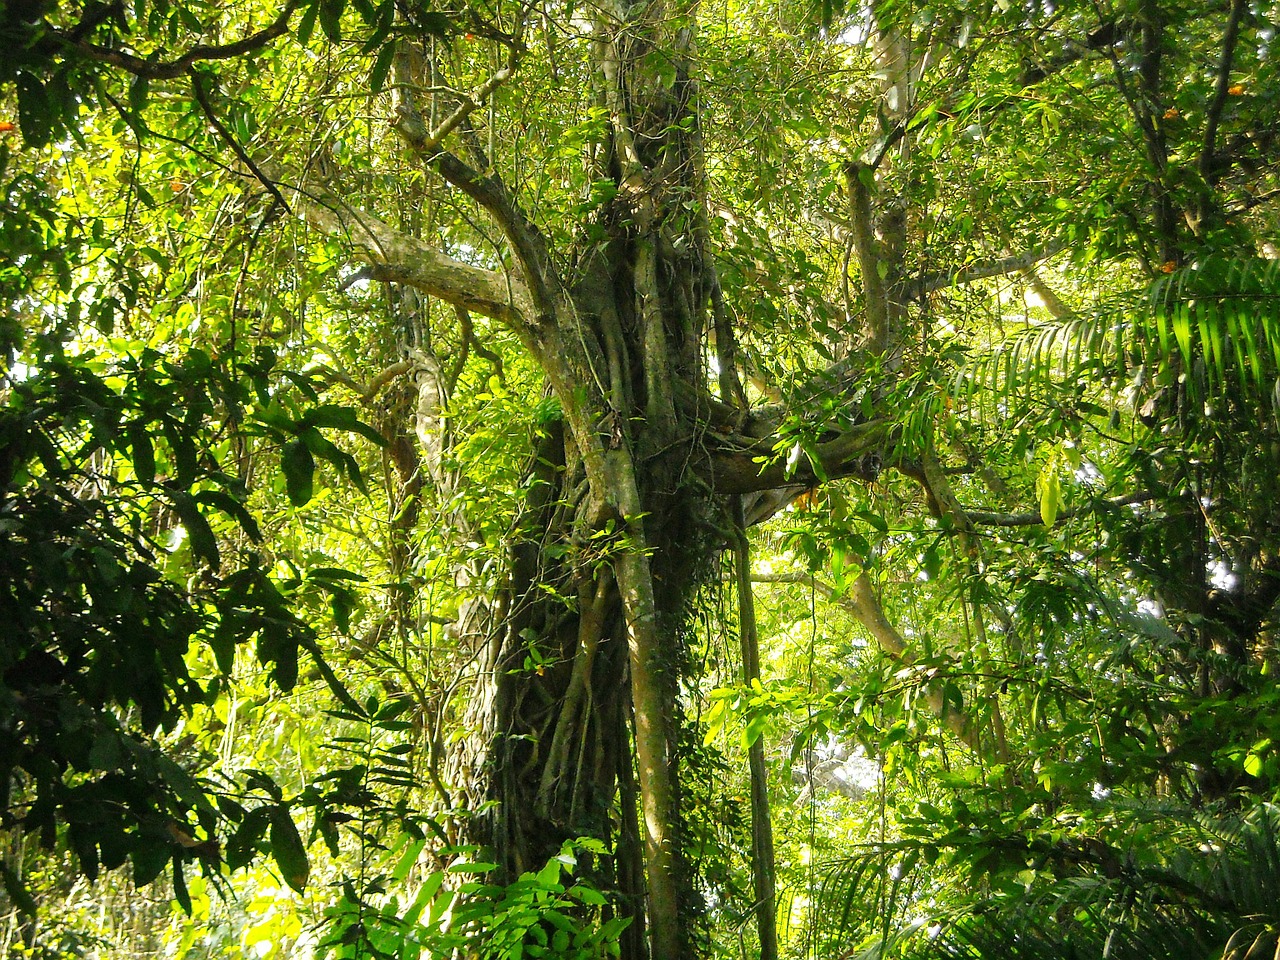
[2,0,1280,956]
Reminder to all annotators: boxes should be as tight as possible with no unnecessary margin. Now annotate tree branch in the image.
[709,419,889,495]
[391,50,518,158]
[285,181,531,326]
[190,72,291,213]
[1226,186,1280,216]
[965,491,1155,527]
[388,41,561,326]
[906,240,1068,298]
[50,1,301,81]
[1198,0,1249,184]
[845,162,890,352]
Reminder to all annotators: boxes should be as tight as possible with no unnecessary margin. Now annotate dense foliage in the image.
[2,0,1279,956]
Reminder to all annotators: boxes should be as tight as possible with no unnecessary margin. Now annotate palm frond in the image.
[956,257,1280,426]
[827,804,1280,960]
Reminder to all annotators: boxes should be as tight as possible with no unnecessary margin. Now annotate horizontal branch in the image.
[709,419,889,495]
[311,358,415,404]
[287,182,530,326]
[907,240,1068,299]
[965,491,1154,527]
[1226,186,1280,217]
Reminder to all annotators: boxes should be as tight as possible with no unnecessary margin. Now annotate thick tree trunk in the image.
[451,4,731,954]
[297,6,883,957]
[457,410,713,960]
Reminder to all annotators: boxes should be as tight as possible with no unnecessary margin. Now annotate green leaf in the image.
[226,808,271,871]
[921,543,943,581]
[15,73,55,147]
[369,42,396,93]
[127,421,155,485]
[319,0,345,43]
[170,492,220,569]
[296,0,319,43]
[743,710,769,748]
[281,439,315,506]
[271,639,300,691]
[447,860,498,874]
[269,807,310,893]
[299,635,364,713]
[1037,462,1061,528]
[302,403,386,445]
[132,843,171,887]
[392,837,427,882]
[172,855,191,914]
[195,488,261,541]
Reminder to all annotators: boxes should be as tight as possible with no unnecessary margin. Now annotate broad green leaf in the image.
[269,807,310,893]
[1037,462,1061,528]
[281,438,315,506]
[170,492,220,569]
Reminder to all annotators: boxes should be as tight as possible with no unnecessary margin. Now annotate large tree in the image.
[3,0,1279,956]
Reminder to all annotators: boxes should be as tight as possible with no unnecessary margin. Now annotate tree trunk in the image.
[291,5,886,956]
[433,4,725,950]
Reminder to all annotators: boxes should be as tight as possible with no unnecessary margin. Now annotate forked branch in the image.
[389,41,562,325]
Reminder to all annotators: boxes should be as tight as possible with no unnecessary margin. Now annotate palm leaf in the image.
[956,257,1280,425]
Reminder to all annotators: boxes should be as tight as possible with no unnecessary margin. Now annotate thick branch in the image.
[845,162,890,352]
[907,240,1068,298]
[389,43,561,325]
[288,183,530,325]
[397,60,518,157]
[709,420,889,495]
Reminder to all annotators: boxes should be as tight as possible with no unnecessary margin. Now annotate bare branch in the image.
[392,54,518,157]
[190,73,291,213]
[907,240,1068,298]
[1226,187,1280,216]
[1023,268,1072,318]
[966,491,1155,527]
[1198,0,1248,184]
[308,357,414,404]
